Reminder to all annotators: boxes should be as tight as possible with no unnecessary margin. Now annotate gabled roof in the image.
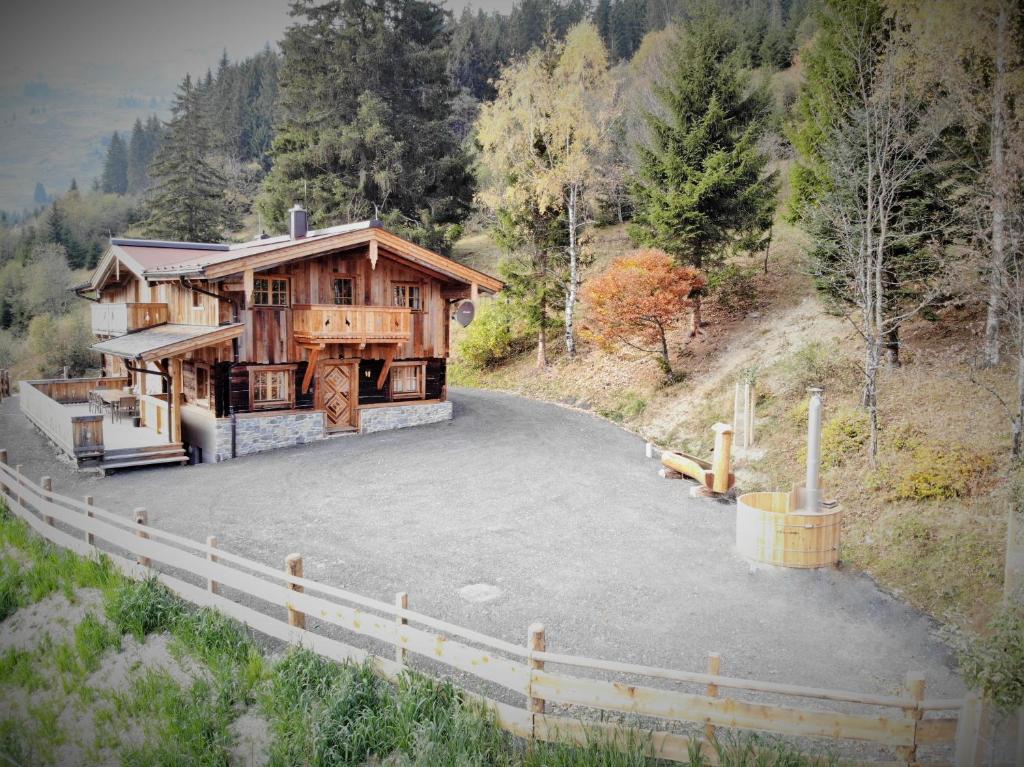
[89,221,502,294]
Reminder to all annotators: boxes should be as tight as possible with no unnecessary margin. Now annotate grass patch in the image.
[105,577,182,641]
[0,647,43,690]
[118,670,235,767]
[598,391,648,424]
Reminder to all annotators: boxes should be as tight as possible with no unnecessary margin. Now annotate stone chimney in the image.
[289,205,308,239]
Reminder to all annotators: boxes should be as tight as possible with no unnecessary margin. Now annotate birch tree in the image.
[896,0,1024,368]
[808,38,951,464]
[476,22,614,361]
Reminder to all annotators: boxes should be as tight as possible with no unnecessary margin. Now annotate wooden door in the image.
[318,360,357,430]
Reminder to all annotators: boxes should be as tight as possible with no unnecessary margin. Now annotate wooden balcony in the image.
[292,305,412,344]
[91,302,169,337]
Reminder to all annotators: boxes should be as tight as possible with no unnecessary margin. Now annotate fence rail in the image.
[0,454,971,766]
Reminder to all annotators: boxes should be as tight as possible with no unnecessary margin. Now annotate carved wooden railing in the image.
[292,305,412,344]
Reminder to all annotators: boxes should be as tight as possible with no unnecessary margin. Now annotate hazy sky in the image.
[0,0,515,93]
[0,0,516,209]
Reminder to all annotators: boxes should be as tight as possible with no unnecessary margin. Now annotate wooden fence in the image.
[0,454,978,766]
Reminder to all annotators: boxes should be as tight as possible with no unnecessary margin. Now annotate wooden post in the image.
[954,693,983,767]
[710,423,733,494]
[84,496,94,546]
[207,536,220,595]
[41,476,53,526]
[285,553,305,629]
[134,508,151,567]
[171,357,183,444]
[705,653,721,743]
[395,591,408,666]
[746,383,755,447]
[900,672,925,766]
[0,449,7,497]
[645,441,654,459]
[527,623,546,716]
[733,382,742,441]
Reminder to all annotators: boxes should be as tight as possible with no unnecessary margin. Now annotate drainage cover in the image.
[458,583,502,603]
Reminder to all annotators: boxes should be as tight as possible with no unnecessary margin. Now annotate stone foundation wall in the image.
[213,410,325,461]
[359,401,453,434]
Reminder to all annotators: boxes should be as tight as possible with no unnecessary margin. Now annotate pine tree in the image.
[144,75,237,242]
[629,14,777,336]
[127,118,150,195]
[594,0,613,53]
[260,0,473,251]
[101,131,129,194]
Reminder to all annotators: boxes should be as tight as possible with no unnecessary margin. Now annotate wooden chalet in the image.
[21,209,500,470]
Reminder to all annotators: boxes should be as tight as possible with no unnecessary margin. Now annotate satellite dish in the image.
[455,300,475,327]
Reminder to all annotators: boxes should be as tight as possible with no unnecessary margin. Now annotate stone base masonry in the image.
[359,401,453,435]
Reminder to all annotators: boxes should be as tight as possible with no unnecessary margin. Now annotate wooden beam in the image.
[301,347,321,394]
[369,237,378,270]
[171,357,183,443]
[243,268,254,307]
[376,346,395,390]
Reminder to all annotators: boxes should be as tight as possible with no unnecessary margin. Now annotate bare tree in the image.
[809,40,950,465]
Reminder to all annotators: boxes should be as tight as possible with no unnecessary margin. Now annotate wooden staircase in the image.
[101,443,189,472]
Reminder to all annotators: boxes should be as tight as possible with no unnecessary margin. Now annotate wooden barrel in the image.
[735,491,841,568]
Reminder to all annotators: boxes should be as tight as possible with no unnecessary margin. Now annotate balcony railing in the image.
[91,302,169,337]
[292,305,413,344]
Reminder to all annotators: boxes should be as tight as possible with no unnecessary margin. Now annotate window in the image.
[252,277,289,307]
[390,362,425,400]
[250,366,294,410]
[332,277,355,305]
[392,283,422,310]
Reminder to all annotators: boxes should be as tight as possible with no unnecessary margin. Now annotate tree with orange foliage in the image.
[582,249,705,380]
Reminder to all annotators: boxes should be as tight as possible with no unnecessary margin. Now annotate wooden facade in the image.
[82,221,500,461]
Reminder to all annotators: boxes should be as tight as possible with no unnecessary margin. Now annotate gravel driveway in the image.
[0,388,962,701]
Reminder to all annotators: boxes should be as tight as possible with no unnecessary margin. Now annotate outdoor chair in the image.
[113,395,139,424]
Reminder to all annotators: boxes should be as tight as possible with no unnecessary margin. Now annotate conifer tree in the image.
[144,75,236,242]
[127,118,151,195]
[261,0,473,252]
[629,15,777,336]
[101,131,129,194]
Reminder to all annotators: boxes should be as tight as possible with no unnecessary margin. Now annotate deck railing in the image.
[18,377,128,461]
[0,456,977,766]
[91,302,169,337]
[292,304,412,343]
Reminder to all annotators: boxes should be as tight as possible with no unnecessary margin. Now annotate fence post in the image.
[207,536,220,595]
[527,623,546,723]
[285,553,305,629]
[0,450,7,497]
[705,653,721,744]
[746,382,755,448]
[84,496,94,546]
[134,508,150,567]
[954,693,983,767]
[710,424,734,494]
[645,441,654,459]
[395,591,408,666]
[733,382,742,441]
[41,476,53,526]
[899,672,925,766]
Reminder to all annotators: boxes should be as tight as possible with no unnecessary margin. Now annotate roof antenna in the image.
[257,212,268,240]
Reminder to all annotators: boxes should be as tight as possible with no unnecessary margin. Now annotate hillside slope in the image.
[450,220,1015,628]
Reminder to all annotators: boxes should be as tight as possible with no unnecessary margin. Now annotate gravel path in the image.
[0,388,962,700]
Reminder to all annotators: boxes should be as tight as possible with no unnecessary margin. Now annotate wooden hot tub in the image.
[735,490,841,568]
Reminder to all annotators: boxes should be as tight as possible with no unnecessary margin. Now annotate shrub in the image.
[819,409,869,468]
[707,263,758,313]
[893,446,994,501]
[951,604,1024,713]
[775,342,853,398]
[456,299,533,369]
